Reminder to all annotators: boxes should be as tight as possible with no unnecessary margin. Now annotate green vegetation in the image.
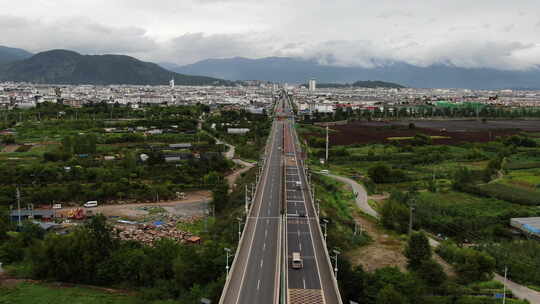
[313,174,370,251]
[0,282,165,304]
[482,240,540,288]
[0,161,259,303]
[297,118,540,292]
[203,109,271,160]
[436,242,495,284]
[0,103,236,207]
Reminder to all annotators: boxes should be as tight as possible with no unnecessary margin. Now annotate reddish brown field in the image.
[320,120,538,145]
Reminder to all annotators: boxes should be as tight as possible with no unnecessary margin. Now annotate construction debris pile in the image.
[114,216,202,246]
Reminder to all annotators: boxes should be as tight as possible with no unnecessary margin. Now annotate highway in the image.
[283,96,342,304]
[220,105,283,304]
[220,94,342,304]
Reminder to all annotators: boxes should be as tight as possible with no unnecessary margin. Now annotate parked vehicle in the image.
[84,201,98,208]
[52,204,62,209]
[320,170,329,175]
[292,252,303,269]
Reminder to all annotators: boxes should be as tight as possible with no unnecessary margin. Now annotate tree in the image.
[404,232,432,270]
[452,167,475,191]
[211,181,229,214]
[0,209,11,241]
[368,164,392,183]
[1,135,16,144]
[417,259,446,287]
[376,285,407,304]
[381,200,409,234]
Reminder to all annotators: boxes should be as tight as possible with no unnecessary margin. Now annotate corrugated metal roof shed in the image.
[510,217,540,236]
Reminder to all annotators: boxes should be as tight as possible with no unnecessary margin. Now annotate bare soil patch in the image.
[318,120,540,145]
[347,216,407,272]
[348,215,455,277]
[1,145,20,153]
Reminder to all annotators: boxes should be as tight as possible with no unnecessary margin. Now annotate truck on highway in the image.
[292,252,303,269]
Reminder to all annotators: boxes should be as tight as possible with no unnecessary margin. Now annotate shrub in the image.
[472,183,540,206]
[436,242,495,284]
[404,232,432,270]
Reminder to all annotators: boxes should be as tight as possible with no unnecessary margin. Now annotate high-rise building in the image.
[169,77,175,89]
[308,78,316,91]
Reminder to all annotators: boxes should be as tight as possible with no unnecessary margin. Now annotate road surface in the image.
[327,174,377,218]
[284,97,342,304]
[220,120,283,304]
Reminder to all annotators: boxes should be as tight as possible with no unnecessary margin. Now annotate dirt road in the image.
[59,191,211,218]
[327,173,377,218]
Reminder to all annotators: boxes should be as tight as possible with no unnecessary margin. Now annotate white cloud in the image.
[0,1,539,69]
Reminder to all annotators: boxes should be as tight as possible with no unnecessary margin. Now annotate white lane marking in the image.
[299,242,302,252]
[303,278,306,289]
[267,209,270,215]
[233,121,277,304]
[260,259,264,268]
[257,279,261,290]
[265,229,268,237]
[263,242,266,251]
[289,123,327,297]
[266,219,270,225]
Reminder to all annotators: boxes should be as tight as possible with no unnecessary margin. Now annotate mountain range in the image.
[170,57,540,90]
[0,48,230,86]
[0,46,33,65]
[2,45,540,89]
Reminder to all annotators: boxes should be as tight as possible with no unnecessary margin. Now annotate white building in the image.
[308,79,317,92]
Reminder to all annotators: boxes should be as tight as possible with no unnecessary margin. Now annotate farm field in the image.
[323,120,540,145]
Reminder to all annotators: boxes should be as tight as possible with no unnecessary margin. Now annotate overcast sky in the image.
[1,0,540,69]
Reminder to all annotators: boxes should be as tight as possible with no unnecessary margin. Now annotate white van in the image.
[84,201,98,208]
[320,170,329,175]
[292,252,303,269]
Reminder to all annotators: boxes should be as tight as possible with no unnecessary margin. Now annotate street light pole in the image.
[322,219,329,242]
[332,249,340,280]
[236,217,243,241]
[244,185,249,214]
[224,248,231,277]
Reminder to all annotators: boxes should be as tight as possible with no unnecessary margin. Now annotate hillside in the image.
[0,46,33,65]
[172,56,540,89]
[0,50,231,86]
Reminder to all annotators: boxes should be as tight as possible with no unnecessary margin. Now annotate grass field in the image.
[502,168,540,187]
[0,282,177,304]
[386,135,451,140]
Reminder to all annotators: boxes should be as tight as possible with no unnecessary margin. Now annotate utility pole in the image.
[409,204,415,235]
[325,125,329,164]
[16,187,21,226]
[503,266,508,304]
